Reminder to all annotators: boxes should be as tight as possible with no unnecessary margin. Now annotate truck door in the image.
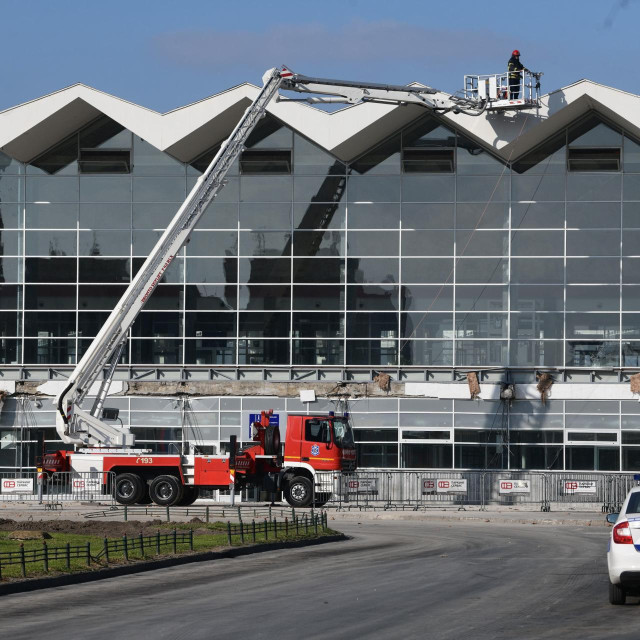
[301,418,336,471]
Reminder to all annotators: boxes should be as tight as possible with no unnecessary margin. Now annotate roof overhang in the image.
[0,78,639,166]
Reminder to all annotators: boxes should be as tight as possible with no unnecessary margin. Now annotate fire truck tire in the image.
[178,487,199,506]
[149,475,184,506]
[314,493,330,507]
[264,425,281,455]
[137,484,152,505]
[115,473,145,505]
[285,476,313,508]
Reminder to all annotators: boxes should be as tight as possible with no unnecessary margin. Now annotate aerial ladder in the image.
[55,65,539,450]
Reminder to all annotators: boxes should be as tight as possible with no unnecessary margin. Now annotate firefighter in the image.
[508,50,527,99]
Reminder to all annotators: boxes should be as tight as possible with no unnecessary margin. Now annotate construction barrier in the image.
[313,470,640,512]
[0,471,115,506]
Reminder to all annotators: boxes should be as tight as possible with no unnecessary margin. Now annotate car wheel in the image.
[609,580,627,605]
[285,476,313,508]
[149,475,184,506]
[115,473,144,505]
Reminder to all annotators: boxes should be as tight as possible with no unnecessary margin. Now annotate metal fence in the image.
[0,471,115,506]
[314,470,640,512]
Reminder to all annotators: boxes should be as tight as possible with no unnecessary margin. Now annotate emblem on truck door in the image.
[311,445,320,456]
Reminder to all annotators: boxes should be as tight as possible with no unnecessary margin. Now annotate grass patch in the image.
[0,519,339,581]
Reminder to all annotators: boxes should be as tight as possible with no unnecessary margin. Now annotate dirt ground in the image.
[0,518,212,538]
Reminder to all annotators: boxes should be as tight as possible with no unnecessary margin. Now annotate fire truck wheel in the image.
[177,487,199,506]
[137,484,152,505]
[115,473,145,505]
[149,475,184,506]
[264,425,281,455]
[314,493,330,507]
[285,476,313,508]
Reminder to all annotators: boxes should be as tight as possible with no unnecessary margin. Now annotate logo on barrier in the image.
[422,478,467,495]
[499,480,530,494]
[563,480,597,495]
[343,477,378,496]
[1,478,34,494]
[71,477,101,497]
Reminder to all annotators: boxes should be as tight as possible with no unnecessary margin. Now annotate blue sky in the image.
[2,0,637,112]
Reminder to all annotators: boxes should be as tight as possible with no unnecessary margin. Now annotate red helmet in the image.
[512,49,520,56]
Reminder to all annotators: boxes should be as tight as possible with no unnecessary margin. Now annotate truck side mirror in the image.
[325,426,332,445]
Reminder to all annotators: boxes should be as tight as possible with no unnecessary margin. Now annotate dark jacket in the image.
[508,56,524,79]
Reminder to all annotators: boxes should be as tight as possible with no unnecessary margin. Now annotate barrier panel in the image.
[481,472,549,511]
[0,471,115,505]
[545,473,609,512]
[0,472,40,502]
[418,472,483,510]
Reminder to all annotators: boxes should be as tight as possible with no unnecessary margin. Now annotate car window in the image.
[627,492,640,514]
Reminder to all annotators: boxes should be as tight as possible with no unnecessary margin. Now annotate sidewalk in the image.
[0,501,612,527]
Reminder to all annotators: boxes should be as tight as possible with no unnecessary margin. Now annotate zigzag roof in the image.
[0,78,637,165]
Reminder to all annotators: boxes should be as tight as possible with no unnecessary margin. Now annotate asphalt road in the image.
[0,520,634,640]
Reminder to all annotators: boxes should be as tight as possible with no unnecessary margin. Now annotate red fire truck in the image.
[43,410,356,508]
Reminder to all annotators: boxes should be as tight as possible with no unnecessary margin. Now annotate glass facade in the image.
[2,395,639,472]
[1,110,640,470]
[4,112,640,368]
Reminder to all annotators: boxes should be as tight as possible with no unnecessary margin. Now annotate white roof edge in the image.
[0,77,639,164]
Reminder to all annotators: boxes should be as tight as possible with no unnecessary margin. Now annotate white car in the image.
[607,484,640,604]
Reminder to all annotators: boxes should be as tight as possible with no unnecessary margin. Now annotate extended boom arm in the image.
[55,65,487,449]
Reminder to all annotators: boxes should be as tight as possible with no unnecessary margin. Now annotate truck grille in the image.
[342,459,356,473]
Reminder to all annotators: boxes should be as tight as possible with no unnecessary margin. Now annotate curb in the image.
[328,510,609,527]
[0,533,348,597]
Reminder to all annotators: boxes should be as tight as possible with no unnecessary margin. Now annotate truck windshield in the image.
[332,418,355,448]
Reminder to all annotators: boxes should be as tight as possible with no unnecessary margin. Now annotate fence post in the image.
[285,517,288,537]
[189,528,193,551]
[252,519,256,542]
[166,506,170,523]
[274,518,277,539]
[124,505,128,522]
[123,535,129,561]
[43,541,48,573]
[86,542,91,566]
[104,538,109,564]
[314,513,318,535]
[295,515,299,535]
[206,506,210,524]
[20,544,26,578]
[305,514,308,534]
[264,518,268,541]
[240,521,245,544]
[156,530,161,555]
[173,529,177,554]
[66,542,71,569]
[139,532,144,557]
[227,521,232,546]
[480,473,487,512]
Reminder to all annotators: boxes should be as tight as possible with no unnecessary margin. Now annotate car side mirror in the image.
[606,513,619,525]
